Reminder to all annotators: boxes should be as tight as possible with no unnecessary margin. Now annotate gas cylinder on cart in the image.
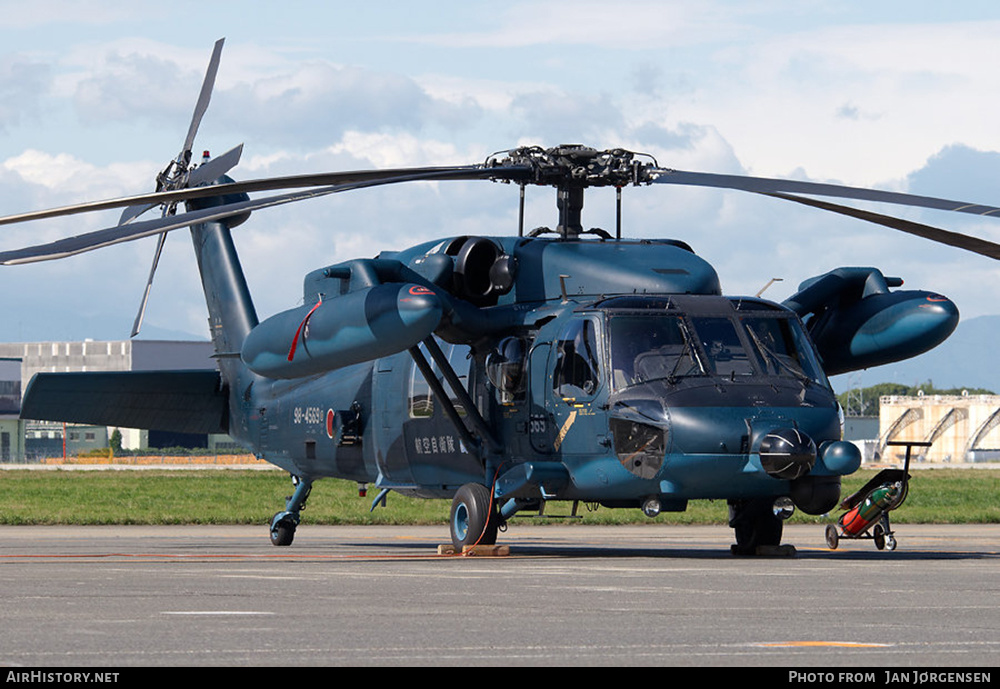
[840,483,901,535]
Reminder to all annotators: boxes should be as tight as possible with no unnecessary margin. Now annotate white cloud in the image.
[408,0,750,49]
[2,1,1000,346]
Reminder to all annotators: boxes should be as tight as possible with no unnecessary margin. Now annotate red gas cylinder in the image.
[839,483,900,535]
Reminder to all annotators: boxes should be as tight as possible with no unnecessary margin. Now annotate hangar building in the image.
[0,339,237,461]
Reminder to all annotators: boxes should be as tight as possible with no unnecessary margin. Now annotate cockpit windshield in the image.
[690,316,755,377]
[740,315,828,385]
[609,314,700,389]
[608,310,828,390]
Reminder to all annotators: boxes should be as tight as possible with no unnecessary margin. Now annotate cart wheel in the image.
[825,524,839,550]
[873,524,886,551]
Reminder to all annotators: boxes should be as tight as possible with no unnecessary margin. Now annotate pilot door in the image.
[529,316,608,457]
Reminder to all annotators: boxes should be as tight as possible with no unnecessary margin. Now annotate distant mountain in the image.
[1,319,209,344]
[132,323,209,342]
[830,314,1000,394]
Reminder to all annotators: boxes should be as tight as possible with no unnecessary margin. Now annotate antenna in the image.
[755,277,783,297]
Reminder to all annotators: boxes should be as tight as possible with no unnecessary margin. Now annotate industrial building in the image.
[0,339,239,461]
[877,392,1000,464]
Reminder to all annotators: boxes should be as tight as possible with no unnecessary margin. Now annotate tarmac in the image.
[0,522,997,668]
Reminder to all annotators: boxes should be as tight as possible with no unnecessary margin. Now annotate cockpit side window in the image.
[553,318,601,398]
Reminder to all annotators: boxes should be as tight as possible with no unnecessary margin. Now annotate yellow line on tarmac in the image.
[756,641,892,648]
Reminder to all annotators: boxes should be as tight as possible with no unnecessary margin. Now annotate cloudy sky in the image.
[2,0,1000,381]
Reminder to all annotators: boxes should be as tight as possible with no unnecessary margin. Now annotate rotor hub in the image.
[487,144,654,190]
[486,145,657,238]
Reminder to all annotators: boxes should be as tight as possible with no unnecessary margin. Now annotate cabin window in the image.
[409,343,434,419]
[447,344,471,417]
[408,342,472,419]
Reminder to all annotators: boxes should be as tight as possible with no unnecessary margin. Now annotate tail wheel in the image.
[449,483,499,550]
[270,514,296,547]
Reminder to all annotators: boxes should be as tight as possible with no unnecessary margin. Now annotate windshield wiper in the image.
[665,322,703,385]
[745,325,812,387]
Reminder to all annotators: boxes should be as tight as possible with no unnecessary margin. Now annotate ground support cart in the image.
[824,440,928,551]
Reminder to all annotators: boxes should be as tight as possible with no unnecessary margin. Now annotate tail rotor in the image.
[122,38,243,337]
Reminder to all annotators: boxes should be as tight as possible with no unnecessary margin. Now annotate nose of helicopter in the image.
[758,427,817,480]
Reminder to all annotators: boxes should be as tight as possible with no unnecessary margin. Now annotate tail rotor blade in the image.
[131,233,168,337]
[185,143,243,187]
[181,38,225,165]
[118,200,158,226]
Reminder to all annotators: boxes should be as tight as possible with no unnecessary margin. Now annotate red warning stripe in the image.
[288,297,323,362]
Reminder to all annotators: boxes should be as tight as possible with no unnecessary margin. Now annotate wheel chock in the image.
[437,544,510,556]
[730,544,797,557]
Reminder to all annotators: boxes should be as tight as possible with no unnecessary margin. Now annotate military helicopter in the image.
[3,39,1000,555]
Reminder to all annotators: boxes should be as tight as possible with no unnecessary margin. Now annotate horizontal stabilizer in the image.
[20,370,228,435]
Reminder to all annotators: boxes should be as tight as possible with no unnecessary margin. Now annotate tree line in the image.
[838,382,995,417]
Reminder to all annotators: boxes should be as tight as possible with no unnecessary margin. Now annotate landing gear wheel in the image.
[729,499,785,556]
[449,483,499,551]
[825,524,839,550]
[873,523,886,551]
[268,475,312,547]
[270,514,296,547]
[886,535,897,551]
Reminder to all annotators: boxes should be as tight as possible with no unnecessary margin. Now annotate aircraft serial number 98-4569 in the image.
[293,406,324,425]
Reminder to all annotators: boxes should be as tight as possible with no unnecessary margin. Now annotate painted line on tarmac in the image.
[754,641,893,648]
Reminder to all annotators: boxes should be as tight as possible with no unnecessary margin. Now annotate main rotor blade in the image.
[0,168,499,265]
[117,143,245,226]
[0,164,520,229]
[0,186,341,265]
[763,191,1000,261]
[649,168,1000,219]
[182,38,225,163]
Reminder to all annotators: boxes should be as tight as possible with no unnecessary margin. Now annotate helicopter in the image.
[3,39,1000,556]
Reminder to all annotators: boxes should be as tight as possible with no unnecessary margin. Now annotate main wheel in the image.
[449,483,499,551]
[729,499,784,556]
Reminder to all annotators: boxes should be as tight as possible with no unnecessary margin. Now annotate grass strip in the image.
[0,468,996,526]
